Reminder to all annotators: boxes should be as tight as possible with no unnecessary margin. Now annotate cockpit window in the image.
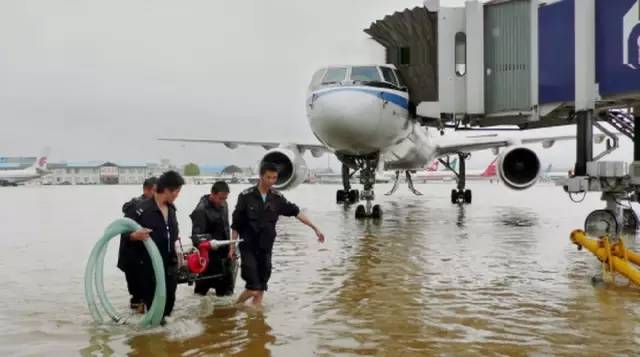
[380,66,399,86]
[350,66,381,82]
[309,69,326,90]
[322,67,347,84]
[393,69,407,87]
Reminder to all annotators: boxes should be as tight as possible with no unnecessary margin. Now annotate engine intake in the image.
[261,147,308,190]
[498,147,541,190]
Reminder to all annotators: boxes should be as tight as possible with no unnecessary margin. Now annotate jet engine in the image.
[260,147,309,190]
[497,147,541,190]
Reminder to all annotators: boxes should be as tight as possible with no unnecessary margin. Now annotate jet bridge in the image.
[367,0,640,243]
[365,0,640,129]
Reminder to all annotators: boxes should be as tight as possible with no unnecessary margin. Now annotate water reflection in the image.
[80,328,116,356]
[456,204,466,228]
[313,201,435,354]
[2,184,639,355]
[122,306,275,356]
[494,207,539,228]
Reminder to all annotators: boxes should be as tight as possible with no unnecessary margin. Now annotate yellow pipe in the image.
[570,230,640,286]
[612,243,640,266]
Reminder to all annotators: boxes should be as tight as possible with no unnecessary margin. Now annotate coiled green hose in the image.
[84,218,166,328]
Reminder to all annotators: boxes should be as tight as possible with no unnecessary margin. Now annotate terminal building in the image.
[0,157,176,185]
[44,162,152,185]
[0,157,37,170]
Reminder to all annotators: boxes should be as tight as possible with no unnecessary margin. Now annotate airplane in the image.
[311,170,394,185]
[467,158,498,181]
[426,160,440,172]
[414,158,458,182]
[415,158,497,183]
[0,156,49,186]
[539,164,571,182]
[160,64,602,219]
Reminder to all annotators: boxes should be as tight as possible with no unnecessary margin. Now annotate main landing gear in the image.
[440,153,472,204]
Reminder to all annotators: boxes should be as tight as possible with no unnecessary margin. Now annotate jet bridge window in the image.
[399,47,410,65]
[350,66,381,82]
[322,67,347,84]
[380,66,399,86]
[455,32,467,76]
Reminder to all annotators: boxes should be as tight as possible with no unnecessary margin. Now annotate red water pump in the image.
[186,240,211,273]
[176,236,240,286]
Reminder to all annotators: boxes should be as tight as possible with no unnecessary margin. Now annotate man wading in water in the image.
[229,162,325,306]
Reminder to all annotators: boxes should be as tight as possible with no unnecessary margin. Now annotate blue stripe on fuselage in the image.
[313,87,409,110]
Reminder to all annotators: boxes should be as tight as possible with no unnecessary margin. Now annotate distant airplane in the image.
[0,155,49,186]
[415,158,496,182]
[540,164,571,182]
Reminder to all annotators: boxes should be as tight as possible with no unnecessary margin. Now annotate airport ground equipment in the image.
[175,234,240,287]
[84,219,239,328]
[570,230,640,287]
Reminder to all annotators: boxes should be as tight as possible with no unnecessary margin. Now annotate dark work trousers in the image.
[133,263,178,317]
[240,248,272,291]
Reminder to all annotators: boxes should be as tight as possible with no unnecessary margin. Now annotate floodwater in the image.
[1,182,639,356]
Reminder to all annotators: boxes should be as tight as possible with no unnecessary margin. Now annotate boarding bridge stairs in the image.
[602,110,635,140]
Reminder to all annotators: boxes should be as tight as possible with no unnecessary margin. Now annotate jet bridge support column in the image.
[573,0,596,176]
[634,107,640,161]
[575,112,594,176]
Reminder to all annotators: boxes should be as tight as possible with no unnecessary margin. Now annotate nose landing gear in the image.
[336,164,360,204]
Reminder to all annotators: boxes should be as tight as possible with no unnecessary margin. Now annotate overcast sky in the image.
[0,0,631,170]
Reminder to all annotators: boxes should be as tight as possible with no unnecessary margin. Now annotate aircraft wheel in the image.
[464,190,472,204]
[348,189,359,203]
[336,190,346,204]
[355,205,366,219]
[371,205,382,220]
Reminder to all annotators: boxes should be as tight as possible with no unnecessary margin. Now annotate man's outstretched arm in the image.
[296,212,325,243]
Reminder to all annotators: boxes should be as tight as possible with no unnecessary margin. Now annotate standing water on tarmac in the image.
[0,183,639,355]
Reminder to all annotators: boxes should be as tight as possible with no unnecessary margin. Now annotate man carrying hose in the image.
[118,176,156,312]
[126,171,185,319]
[190,181,238,297]
[230,162,325,307]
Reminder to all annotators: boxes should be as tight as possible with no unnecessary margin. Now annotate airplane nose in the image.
[307,89,382,155]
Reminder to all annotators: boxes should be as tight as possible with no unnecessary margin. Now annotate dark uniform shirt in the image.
[190,194,230,255]
[125,198,179,267]
[117,195,146,271]
[231,186,300,252]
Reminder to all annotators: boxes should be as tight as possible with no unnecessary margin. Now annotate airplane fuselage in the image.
[0,156,49,185]
[0,168,41,184]
[306,65,436,171]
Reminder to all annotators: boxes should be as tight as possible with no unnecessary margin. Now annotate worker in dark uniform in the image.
[190,181,237,297]
[118,177,156,311]
[126,171,185,318]
[229,162,325,306]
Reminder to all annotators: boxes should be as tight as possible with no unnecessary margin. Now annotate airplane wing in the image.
[158,138,330,156]
[434,134,604,157]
